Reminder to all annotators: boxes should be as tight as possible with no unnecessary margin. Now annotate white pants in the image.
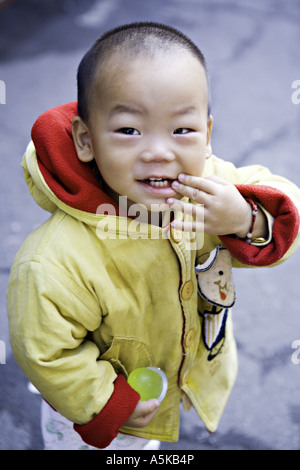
[41,400,160,451]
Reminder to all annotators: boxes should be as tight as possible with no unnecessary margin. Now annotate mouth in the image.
[137,177,177,198]
[141,177,175,187]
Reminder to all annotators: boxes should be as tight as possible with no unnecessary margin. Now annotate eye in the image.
[173,128,195,135]
[117,127,140,135]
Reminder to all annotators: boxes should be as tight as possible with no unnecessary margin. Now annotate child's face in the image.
[74,50,212,214]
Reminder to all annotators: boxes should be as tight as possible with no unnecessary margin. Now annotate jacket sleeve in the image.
[74,374,139,448]
[205,156,300,267]
[219,183,300,266]
[7,256,140,449]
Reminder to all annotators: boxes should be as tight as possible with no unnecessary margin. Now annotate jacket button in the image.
[185,329,195,348]
[170,227,182,243]
[181,281,194,300]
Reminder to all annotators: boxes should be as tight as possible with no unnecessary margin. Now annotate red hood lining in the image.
[31,101,119,215]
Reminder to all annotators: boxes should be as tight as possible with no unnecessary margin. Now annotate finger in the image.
[171,220,204,233]
[178,174,219,192]
[177,173,230,192]
[167,198,204,220]
[143,398,160,411]
[172,176,216,200]
[131,399,160,428]
[171,181,208,203]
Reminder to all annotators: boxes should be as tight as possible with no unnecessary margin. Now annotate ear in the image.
[195,246,219,272]
[205,115,213,159]
[72,116,94,162]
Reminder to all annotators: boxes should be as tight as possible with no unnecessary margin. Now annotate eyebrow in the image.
[171,106,199,116]
[109,104,144,117]
[109,104,200,119]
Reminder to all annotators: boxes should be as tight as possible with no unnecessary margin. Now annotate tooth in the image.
[146,178,170,187]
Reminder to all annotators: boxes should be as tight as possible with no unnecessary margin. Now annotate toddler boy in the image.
[7,22,300,450]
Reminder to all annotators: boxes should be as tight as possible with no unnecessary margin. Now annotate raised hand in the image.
[167,174,267,239]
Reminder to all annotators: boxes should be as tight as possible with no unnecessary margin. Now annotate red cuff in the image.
[219,184,300,266]
[73,374,140,449]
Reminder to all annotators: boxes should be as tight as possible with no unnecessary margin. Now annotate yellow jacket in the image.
[6,103,300,447]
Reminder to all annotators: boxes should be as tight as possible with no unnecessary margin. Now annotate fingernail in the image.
[167,198,174,205]
[177,174,185,182]
[171,180,179,188]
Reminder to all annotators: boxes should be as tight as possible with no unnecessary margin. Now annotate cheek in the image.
[180,135,208,175]
[96,152,133,195]
[185,155,207,177]
[99,161,125,185]
[93,142,125,175]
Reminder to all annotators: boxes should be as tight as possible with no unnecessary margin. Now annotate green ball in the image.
[128,368,163,401]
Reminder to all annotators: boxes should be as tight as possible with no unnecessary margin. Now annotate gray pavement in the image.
[1,0,300,451]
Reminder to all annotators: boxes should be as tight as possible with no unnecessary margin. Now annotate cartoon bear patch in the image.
[195,245,235,308]
[195,246,236,360]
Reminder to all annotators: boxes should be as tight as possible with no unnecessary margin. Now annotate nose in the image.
[140,137,175,163]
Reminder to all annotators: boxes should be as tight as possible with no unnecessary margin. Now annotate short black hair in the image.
[77,21,211,123]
